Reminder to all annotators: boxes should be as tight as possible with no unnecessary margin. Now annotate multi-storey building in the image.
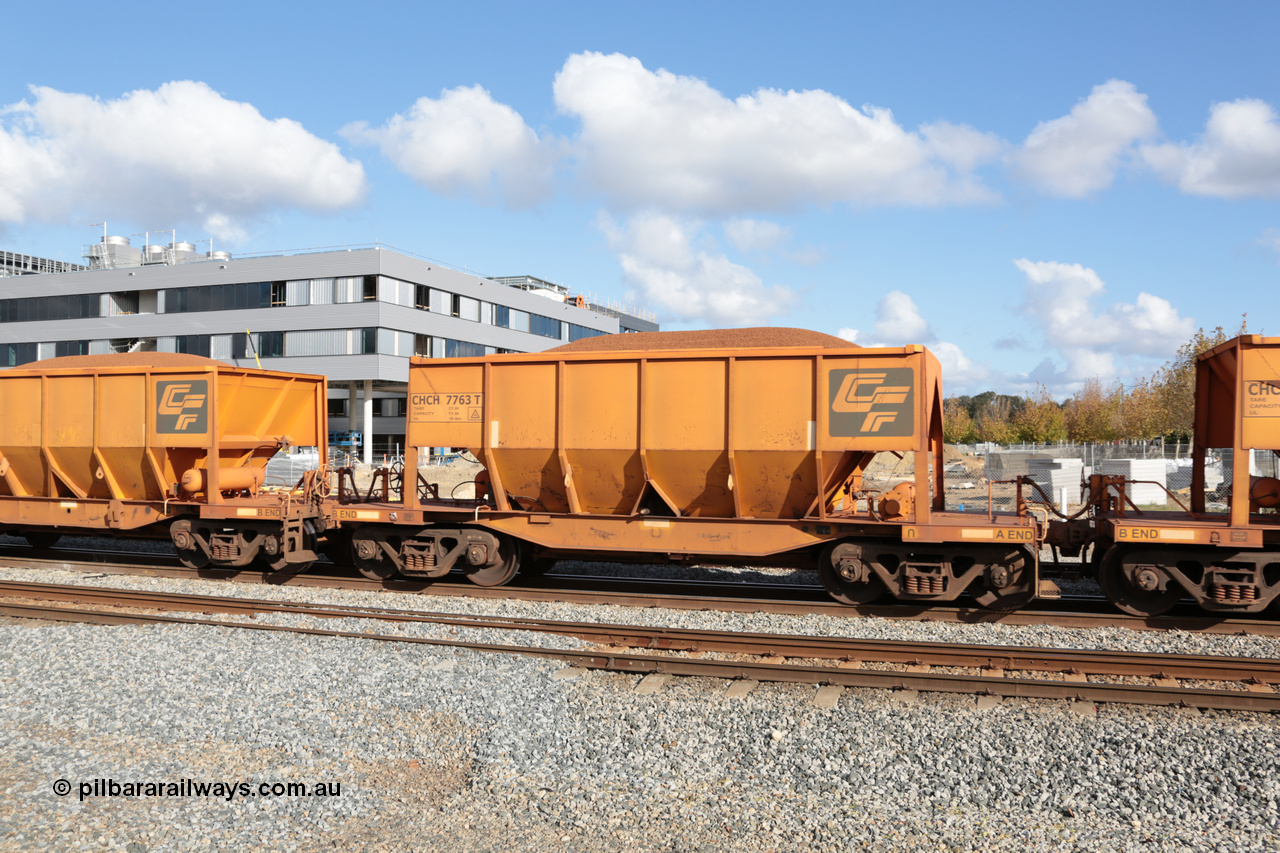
[0,238,658,461]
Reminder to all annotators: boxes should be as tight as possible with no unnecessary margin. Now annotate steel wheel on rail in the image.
[352,531,399,581]
[971,546,1036,612]
[23,532,61,550]
[818,541,886,605]
[466,532,521,587]
[169,520,210,570]
[1097,545,1181,617]
[265,521,318,580]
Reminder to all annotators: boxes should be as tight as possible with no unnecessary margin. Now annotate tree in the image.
[973,397,1016,443]
[1012,385,1067,443]
[942,398,977,443]
[1149,317,1249,439]
[1064,378,1120,442]
[1114,377,1163,440]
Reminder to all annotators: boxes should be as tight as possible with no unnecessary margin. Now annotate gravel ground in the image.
[2,564,1280,851]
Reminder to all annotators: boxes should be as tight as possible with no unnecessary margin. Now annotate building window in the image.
[174,335,212,357]
[372,397,404,417]
[53,340,90,357]
[362,275,378,301]
[165,282,272,314]
[415,284,431,310]
[270,282,287,307]
[3,342,38,366]
[444,339,485,358]
[414,334,432,357]
[0,293,100,323]
[492,305,510,328]
[529,314,562,339]
[327,398,347,417]
[569,324,606,342]
[360,328,377,354]
[259,331,285,358]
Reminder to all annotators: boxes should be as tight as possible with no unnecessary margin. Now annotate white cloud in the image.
[1142,98,1280,198]
[1013,258,1194,381]
[724,218,791,253]
[1010,80,1158,197]
[838,290,988,388]
[1260,227,1280,260]
[597,211,798,326]
[342,85,558,208]
[554,52,1000,213]
[0,82,366,240]
[870,290,932,343]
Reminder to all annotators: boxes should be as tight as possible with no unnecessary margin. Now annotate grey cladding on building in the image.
[0,240,658,459]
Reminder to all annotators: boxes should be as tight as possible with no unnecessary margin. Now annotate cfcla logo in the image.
[828,368,915,438]
[156,380,209,433]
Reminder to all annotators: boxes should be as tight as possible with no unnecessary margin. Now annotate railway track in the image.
[2,579,1280,713]
[2,543,1278,636]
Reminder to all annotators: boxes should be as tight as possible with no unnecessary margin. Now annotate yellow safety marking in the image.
[960,528,1035,542]
[642,519,671,528]
[1116,527,1197,542]
[337,509,381,520]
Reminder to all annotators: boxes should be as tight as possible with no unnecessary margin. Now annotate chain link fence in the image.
[864,443,1278,513]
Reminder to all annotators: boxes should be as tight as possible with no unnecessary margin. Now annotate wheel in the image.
[818,541,886,605]
[520,556,557,578]
[972,547,1036,612]
[353,532,399,581]
[265,521,318,579]
[176,545,210,570]
[1098,546,1181,617]
[170,521,210,570]
[466,533,521,587]
[23,532,61,550]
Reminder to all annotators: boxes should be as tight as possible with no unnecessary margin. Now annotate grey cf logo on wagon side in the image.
[156,380,209,433]
[828,368,914,437]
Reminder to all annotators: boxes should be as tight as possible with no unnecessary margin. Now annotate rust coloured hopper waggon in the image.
[1066,335,1280,617]
[340,328,1044,610]
[0,353,329,573]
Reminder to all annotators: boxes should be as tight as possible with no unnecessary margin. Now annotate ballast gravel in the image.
[1,566,1279,851]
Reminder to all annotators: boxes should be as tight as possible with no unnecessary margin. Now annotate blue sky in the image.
[3,1,1277,395]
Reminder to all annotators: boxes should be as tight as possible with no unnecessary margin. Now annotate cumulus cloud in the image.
[1260,227,1280,260]
[724,218,791,253]
[1010,80,1158,197]
[838,291,988,388]
[1142,98,1280,198]
[597,212,798,326]
[1013,258,1194,382]
[554,52,1001,212]
[342,85,558,208]
[0,81,365,240]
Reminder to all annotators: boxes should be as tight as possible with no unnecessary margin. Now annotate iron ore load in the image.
[0,353,329,572]
[4,329,1280,618]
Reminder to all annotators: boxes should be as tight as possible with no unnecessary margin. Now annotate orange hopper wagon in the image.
[0,353,329,572]
[342,329,1041,608]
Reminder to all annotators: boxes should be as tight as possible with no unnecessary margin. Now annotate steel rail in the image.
[1,597,1277,713]
[3,580,1280,686]
[2,548,1278,636]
